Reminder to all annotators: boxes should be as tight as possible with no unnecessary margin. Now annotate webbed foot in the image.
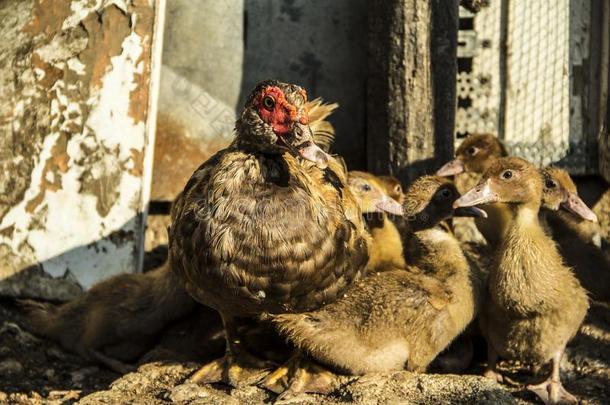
[527,378,577,404]
[483,368,504,383]
[259,353,339,398]
[189,351,272,388]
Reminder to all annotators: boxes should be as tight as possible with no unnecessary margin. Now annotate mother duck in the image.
[169,80,369,385]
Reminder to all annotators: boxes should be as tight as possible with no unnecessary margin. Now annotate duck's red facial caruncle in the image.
[254,84,328,169]
[255,86,309,136]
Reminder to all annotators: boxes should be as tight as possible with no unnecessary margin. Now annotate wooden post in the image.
[597,0,610,182]
[367,0,458,184]
[431,0,459,168]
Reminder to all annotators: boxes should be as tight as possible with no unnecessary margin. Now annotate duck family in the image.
[21,81,605,404]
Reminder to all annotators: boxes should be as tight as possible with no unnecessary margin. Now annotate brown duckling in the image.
[264,176,485,395]
[436,133,507,178]
[437,133,508,246]
[454,157,589,404]
[20,262,199,373]
[541,167,609,301]
[376,174,405,204]
[348,171,405,272]
[169,80,369,386]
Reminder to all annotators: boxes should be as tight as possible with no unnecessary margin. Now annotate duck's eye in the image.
[361,183,372,192]
[440,188,453,199]
[545,179,557,189]
[262,96,275,111]
[468,146,478,156]
[394,185,402,194]
[501,170,513,180]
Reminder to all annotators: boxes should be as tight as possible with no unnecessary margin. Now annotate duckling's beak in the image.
[561,192,598,222]
[289,122,330,169]
[453,180,499,209]
[454,206,488,218]
[375,194,404,216]
[436,159,465,176]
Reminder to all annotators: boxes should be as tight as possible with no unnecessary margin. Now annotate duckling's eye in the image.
[468,146,478,156]
[360,183,372,192]
[545,179,557,189]
[262,96,275,111]
[501,170,513,180]
[394,185,402,194]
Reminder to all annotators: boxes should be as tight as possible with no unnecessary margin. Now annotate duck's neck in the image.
[544,209,601,247]
[492,202,560,313]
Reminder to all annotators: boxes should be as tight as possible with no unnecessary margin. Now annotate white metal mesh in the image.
[456,0,596,172]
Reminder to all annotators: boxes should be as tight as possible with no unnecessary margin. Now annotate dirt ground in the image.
[0,215,609,404]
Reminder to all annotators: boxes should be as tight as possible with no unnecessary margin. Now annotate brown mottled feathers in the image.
[169,150,368,316]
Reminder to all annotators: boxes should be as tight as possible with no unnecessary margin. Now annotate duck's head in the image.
[376,175,405,205]
[236,80,330,168]
[541,167,598,222]
[436,133,507,176]
[403,176,486,231]
[348,171,404,216]
[454,157,542,210]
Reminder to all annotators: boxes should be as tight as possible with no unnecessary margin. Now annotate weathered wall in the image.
[155,0,368,179]
[0,0,159,300]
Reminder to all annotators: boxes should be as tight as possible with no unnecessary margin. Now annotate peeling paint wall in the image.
[0,0,159,300]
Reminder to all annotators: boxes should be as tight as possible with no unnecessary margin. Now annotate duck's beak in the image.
[561,192,598,222]
[453,180,499,209]
[454,206,488,218]
[375,194,404,216]
[289,122,330,169]
[436,158,465,176]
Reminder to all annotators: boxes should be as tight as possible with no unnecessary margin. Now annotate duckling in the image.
[454,157,589,404]
[348,171,405,272]
[170,80,370,386]
[437,134,508,246]
[541,167,609,301]
[376,175,405,204]
[20,261,199,373]
[264,176,485,395]
[436,133,507,178]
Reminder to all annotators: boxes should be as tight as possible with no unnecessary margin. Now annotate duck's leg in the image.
[483,344,504,383]
[259,352,340,398]
[189,314,272,387]
[527,350,577,405]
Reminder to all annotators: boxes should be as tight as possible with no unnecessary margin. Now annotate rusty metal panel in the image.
[0,0,162,300]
